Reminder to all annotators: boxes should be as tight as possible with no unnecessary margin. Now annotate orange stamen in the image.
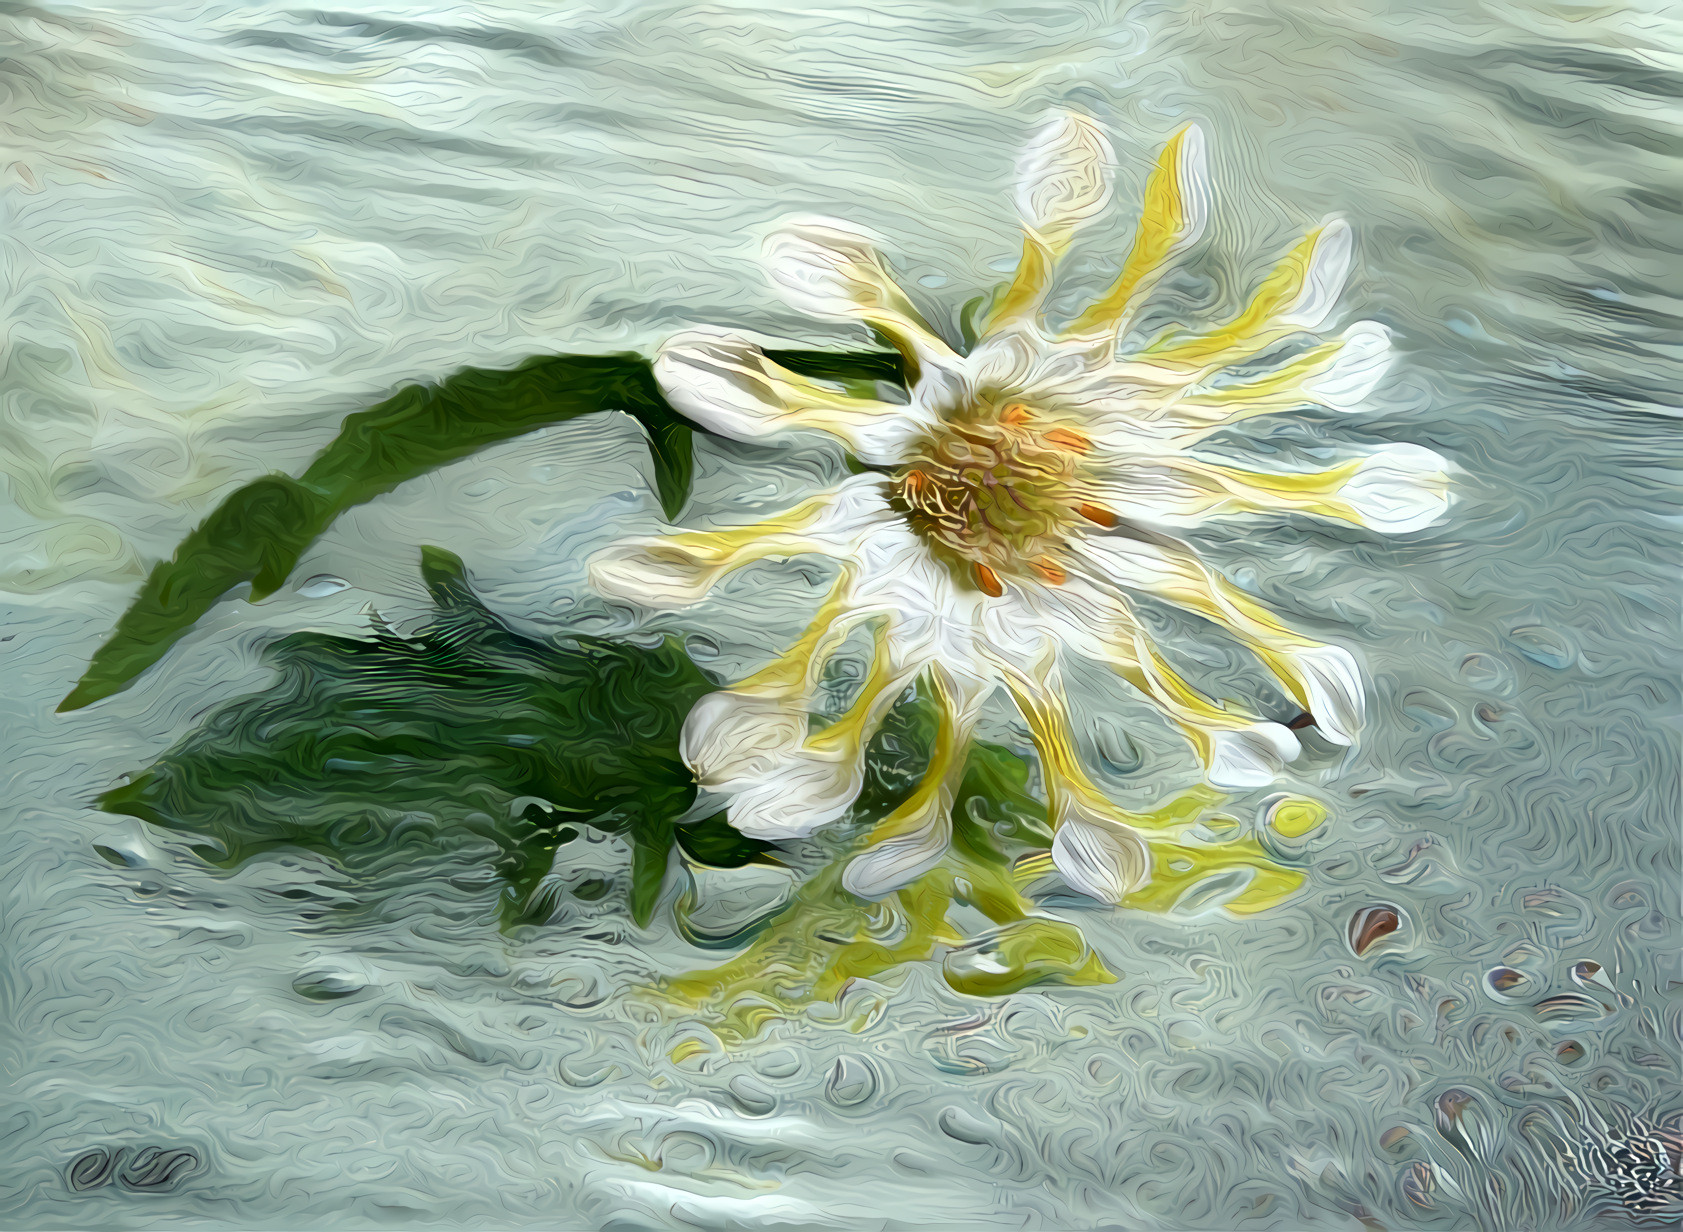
[972,562,1004,597]
[1030,557,1067,585]
[999,403,1033,427]
[1077,502,1118,528]
[1043,427,1090,454]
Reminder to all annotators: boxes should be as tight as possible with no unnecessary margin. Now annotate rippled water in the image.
[3,2,1679,1228]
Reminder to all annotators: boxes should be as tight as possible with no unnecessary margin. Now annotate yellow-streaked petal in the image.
[1014,111,1116,244]
[1129,445,1448,532]
[655,328,931,465]
[1105,629,1303,788]
[1140,217,1351,374]
[842,668,966,900]
[1173,320,1393,424]
[589,482,882,610]
[1003,667,1222,835]
[982,113,1116,338]
[805,623,906,755]
[1063,124,1209,340]
[731,571,858,698]
[762,216,958,380]
[1077,537,1365,744]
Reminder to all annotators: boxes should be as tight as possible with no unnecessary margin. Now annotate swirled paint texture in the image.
[2,2,1678,1230]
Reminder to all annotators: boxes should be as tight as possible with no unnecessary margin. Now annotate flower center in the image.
[890,402,1112,596]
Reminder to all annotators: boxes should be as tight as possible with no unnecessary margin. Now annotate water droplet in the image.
[291,969,367,1001]
[1266,796,1327,838]
[825,1054,878,1107]
[297,575,350,598]
[1483,966,1530,1001]
[1094,716,1142,774]
[1348,905,1402,956]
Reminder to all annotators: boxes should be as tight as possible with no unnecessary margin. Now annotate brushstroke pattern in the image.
[2,1,1678,1229]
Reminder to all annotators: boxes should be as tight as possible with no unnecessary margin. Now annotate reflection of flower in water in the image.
[593,114,1447,903]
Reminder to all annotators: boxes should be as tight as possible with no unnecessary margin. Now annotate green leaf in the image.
[61,348,904,711]
[62,356,663,710]
[99,547,725,930]
[629,819,676,930]
[58,476,331,712]
[676,811,778,869]
[62,348,906,712]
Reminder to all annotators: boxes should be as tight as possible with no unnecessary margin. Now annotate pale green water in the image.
[2,2,1679,1228]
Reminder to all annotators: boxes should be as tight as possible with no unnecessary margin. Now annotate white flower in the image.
[591,115,1449,903]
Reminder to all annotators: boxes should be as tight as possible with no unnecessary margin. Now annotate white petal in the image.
[589,544,724,608]
[588,476,893,610]
[1014,112,1115,241]
[841,802,952,900]
[1174,123,1212,248]
[1340,444,1450,532]
[1279,217,1352,330]
[1206,723,1302,789]
[681,691,807,793]
[654,326,931,464]
[1292,644,1364,746]
[726,760,865,841]
[762,216,956,373]
[1052,816,1147,904]
[1306,321,1394,411]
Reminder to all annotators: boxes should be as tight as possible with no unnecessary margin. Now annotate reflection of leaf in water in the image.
[99,546,772,928]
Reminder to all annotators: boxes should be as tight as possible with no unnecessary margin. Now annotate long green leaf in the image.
[59,348,902,711]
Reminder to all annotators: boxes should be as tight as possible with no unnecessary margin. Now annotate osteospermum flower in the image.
[592,114,1448,904]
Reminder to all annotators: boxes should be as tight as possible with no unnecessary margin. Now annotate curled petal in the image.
[981,113,1118,340]
[762,217,957,377]
[1338,443,1450,532]
[726,758,867,841]
[654,327,931,464]
[1014,111,1115,243]
[1052,815,1148,904]
[1303,320,1393,411]
[681,691,808,794]
[1206,724,1302,789]
[695,609,918,842]
[1094,619,1304,787]
[1278,217,1352,330]
[1289,643,1364,746]
[841,796,953,900]
[841,666,972,900]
